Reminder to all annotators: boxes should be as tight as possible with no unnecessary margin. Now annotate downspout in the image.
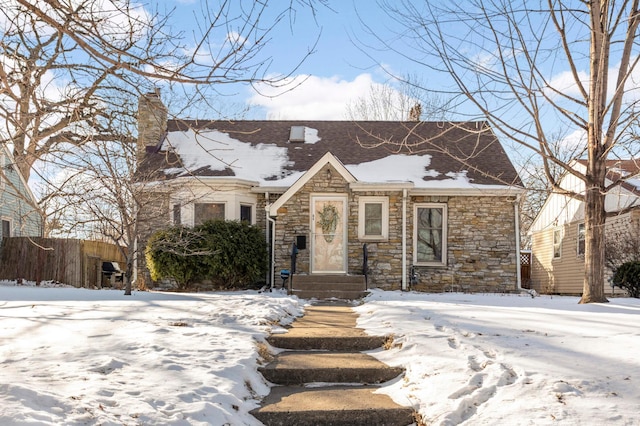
[268,217,276,290]
[514,195,522,291]
[265,192,276,290]
[402,189,408,291]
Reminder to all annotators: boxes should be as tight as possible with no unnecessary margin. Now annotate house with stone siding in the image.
[529,160,640,295]
[136,92,524,295]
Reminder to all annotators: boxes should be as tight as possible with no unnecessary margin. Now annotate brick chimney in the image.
[137,89,167,164]
[408,103,422,121]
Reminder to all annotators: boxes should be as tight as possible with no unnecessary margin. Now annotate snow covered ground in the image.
[0,282,303,425]
[1,282,639,425]
[356,290,640,426]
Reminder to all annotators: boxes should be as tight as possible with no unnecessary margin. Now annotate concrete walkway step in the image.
[254,303,415,425]
[259,351,404,385]
[266,304,389,351]
[267,334,386,351]
[250,385,415,426]
[291,289,369,300]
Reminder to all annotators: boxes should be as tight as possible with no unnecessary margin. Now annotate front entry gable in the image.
[269,152,356,217]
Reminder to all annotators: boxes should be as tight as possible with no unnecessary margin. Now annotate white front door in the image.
[311,195,348,273]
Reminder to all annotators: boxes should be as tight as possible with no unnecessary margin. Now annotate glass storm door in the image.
[311,196,347,273]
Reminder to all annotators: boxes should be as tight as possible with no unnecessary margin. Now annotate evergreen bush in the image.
[612,261,640,298]
[198,220,268,289]
[145,220,267,290]
[145,226,208,290]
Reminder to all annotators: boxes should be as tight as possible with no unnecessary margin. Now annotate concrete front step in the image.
[291,289,369,300]
[267,305,388,351]
[291,275,367,300]
[259,351,404,385]
[250,385,415,426]
[293,275,367,285]
[267,334,386,351]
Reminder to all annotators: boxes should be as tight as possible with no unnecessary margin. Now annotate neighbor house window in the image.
[553,228,562,259]
[240,204,253,223]
[172,204,181,225]
[358,197,389,240]
[577,223,585,256]
[414,204,447,265]
[194,203,225,225]
[1,219,10,238]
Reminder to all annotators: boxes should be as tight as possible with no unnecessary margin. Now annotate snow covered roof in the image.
[138,120,522,190]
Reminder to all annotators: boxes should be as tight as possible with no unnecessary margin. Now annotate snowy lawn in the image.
[0,283,303,425]
[1,284,639,425]
[356,290,640,426]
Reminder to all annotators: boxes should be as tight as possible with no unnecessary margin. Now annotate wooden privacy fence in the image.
[0,237,126,288]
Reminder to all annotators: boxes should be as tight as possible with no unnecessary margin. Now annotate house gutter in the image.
[402,188,408,291]
[514,195,522,291]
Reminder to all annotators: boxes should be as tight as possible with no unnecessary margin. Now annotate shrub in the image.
[612,261,640,298]
[145,226,208,290]
[198,220,268,289]
[145,220,267,290]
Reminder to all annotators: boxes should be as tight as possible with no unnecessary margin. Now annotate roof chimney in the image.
[137,89,167,164]
[408,103,422,121]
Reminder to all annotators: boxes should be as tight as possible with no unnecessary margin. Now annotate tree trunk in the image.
[580,175,609,303]
[124,266,132,296]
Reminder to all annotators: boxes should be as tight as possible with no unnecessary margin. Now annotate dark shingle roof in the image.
[139,120,522,187]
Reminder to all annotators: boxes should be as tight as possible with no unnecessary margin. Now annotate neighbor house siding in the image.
[532,211,639,295]
[531,224,584,294]
[0,154,42,238]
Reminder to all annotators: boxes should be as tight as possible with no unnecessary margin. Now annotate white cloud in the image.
[248,74,381,120]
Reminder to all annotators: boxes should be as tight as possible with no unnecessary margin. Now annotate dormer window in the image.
[289,126,305,142]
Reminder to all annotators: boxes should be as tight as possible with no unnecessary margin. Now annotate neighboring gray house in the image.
[136,92,524,294]
[0,145,43,239]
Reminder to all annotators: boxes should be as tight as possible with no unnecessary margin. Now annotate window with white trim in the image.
[194,203,225,225]
[553,228,562,259]
[414,203,447,265]
[577,223,585,256]
[358,196,389,240]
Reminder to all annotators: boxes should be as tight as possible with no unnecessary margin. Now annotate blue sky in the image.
[166,0,433,120]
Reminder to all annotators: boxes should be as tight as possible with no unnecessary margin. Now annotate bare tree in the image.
[40,122,143,295]
[345,75,451,121]
[364,0,640,303]
[1,0,323,182]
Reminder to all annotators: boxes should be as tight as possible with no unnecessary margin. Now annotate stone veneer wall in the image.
[268,163,519,292]
[409,196,518,292]
[271,164,348,276]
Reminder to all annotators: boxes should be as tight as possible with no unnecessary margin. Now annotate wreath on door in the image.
[318,204,339,242]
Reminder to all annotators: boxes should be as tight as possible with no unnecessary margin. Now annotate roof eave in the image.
[409,186,524,197]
